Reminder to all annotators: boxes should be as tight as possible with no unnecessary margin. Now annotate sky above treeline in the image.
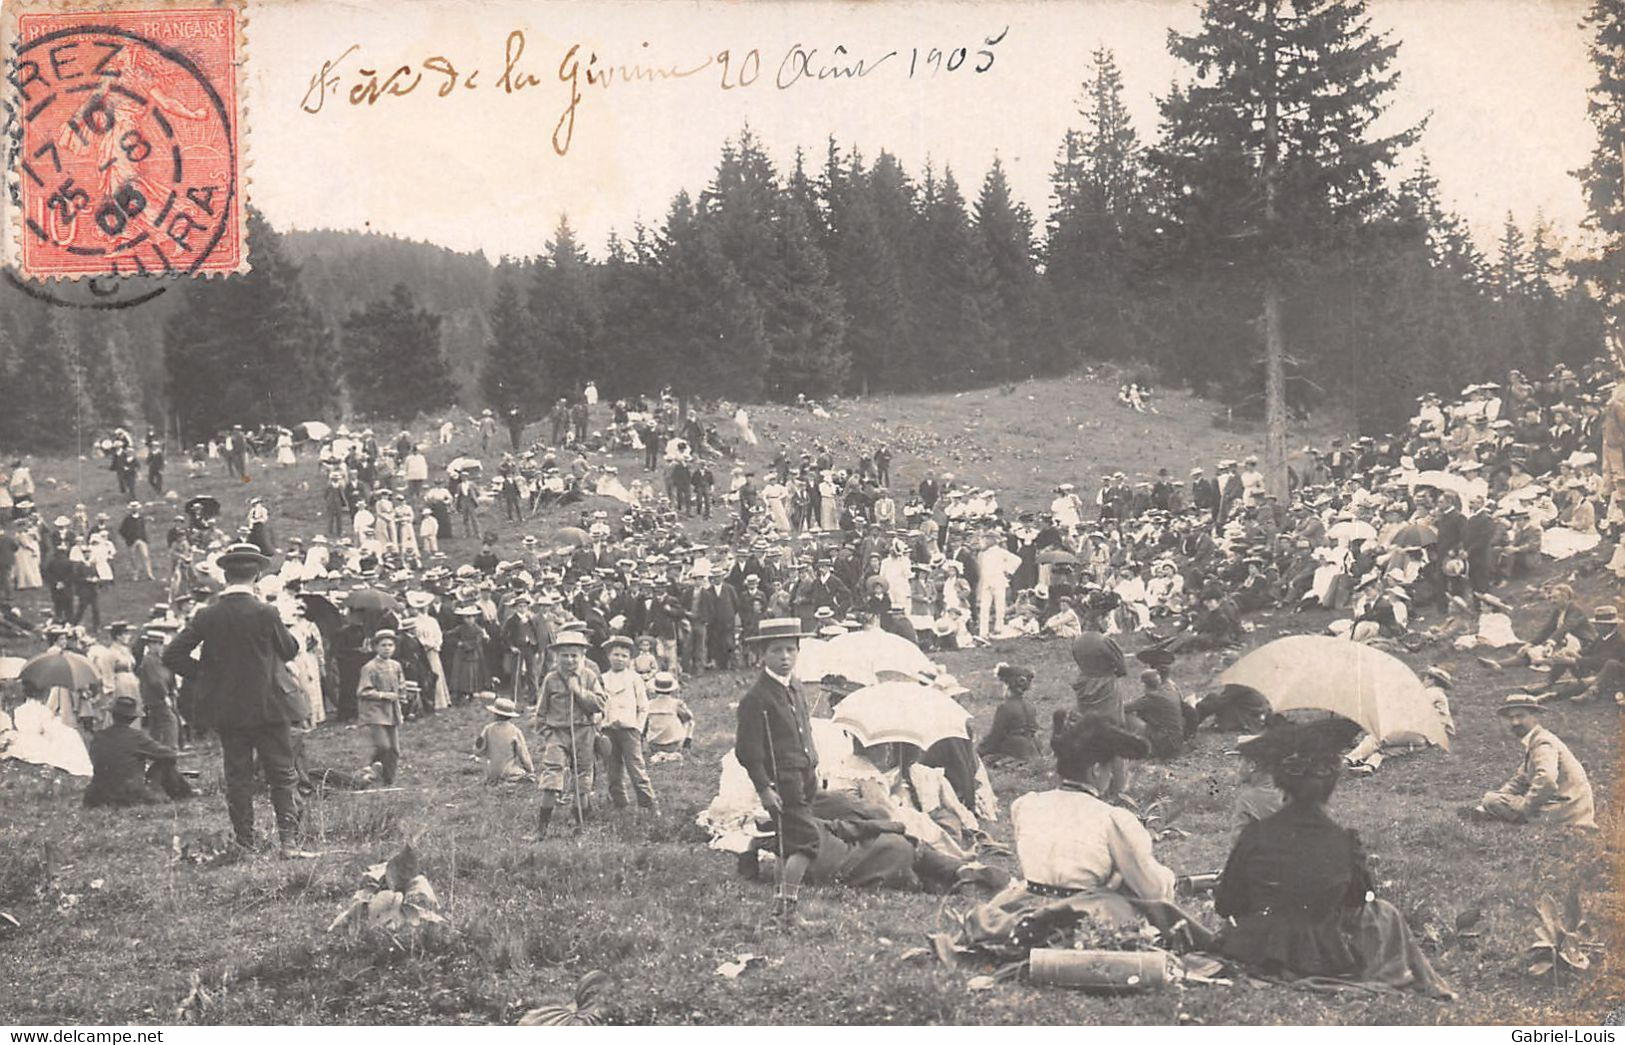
[249,0,1599,261]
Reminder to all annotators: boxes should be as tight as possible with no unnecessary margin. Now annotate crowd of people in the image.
[1,355,1621,989]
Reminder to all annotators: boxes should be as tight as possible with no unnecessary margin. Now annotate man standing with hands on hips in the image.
[163,542,309,858]
[734,618,820,929]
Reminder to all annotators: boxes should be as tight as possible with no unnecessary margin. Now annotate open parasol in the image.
[184,495,221,521]
[1407,470,1479,503]
[0,656,26,682]
[832,681,972,750]
[1389,522,1438,548]
[19,650,101,692]
[344,588,402,614]
[1037,548,1080,566]
[297,592,344,637]
[447,457,483,476]
[552,526,592,548]
[1327,519,1378,544]
[794,629,935,686]
[294,421,332,442]
[1218,635,1449,750]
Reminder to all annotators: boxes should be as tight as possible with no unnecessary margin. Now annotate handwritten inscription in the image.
[299,28,1010,156]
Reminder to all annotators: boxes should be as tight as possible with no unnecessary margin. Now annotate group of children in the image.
[463,629,696,834]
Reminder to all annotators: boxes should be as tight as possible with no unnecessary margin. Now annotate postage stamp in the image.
[2,0,247,280]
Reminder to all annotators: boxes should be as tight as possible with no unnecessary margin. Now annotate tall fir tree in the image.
[341,283,458,420]
[828,180,911,395]
[653,191,767,401]
[481,275,548,419]
[11,310,86,453]
[1154,0,1420,489]
[974,156,1040,375]
[1046,48,1155,364]
[917,165,1001,384]
[595,229,657,397]
[164,208,337,441]
[530,216,603,397]
[762,193,849,398]
[1572,0,1625,368]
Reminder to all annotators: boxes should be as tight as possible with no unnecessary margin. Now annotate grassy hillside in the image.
[0,372,1618,1026]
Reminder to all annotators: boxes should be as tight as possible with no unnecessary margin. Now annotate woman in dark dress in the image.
[447,606,489,704]
[1214,718,1453,997]
[978,663,1040,765]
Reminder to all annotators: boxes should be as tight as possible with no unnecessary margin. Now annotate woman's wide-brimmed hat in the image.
[489,697,521,718]
[1053,713,1150,779]
[746,617,809,644]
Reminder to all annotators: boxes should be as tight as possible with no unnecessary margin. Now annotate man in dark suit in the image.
[696,571,741,670]
[163,543,306,857]
[501,595,548,697]
[1462,498,1501,594]
[734,618,819,927]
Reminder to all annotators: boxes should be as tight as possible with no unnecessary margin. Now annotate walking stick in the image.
[762,707,785,869]
[568,679,585,826]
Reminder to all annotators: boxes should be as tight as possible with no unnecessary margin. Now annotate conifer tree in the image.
[530,217,603,397]
[163,208,337,441]
[341,283,458,420]
[481,276,548,420]
[1155,0,1420,492]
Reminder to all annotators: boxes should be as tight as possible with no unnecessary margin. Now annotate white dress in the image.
[14,528,42,589]
[276,433,297,466]
[289,617,326,725]
[87,536,116,582]
[762,482,791,533]
[6,700,93,776]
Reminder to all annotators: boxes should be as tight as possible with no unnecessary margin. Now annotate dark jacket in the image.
[1214,801,1372,976]
[695,582,740,632]
[1126,686,1186,759]
[734,672,817,792]
[117,514,148,546]
[84,722,177,807]
[162,590,300,728]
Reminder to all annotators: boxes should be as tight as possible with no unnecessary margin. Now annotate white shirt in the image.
[976,545,1020,590]
[1010,788,1175,900]
[601,667,648,730]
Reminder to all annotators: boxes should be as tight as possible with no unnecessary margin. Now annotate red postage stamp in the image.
[4,0,247,280]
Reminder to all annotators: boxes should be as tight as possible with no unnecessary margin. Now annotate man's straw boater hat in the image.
[747,617,809,644]
[215,542,270,571]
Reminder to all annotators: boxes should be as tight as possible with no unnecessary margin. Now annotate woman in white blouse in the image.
[959,714,1208,952]
[1008,715,1172,901]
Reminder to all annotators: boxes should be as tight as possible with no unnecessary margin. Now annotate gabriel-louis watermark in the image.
[1512,1031,1616,1043]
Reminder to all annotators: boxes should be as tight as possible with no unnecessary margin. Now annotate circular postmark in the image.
[7,14,240,300]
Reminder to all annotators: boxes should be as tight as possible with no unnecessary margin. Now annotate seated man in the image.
[1126,668,1186,759]
[1477,584,1592,672]
[1540,605,1625,704]
[1153,588,1244,653]
[1471,694,1595,829]
[83,695,191,808]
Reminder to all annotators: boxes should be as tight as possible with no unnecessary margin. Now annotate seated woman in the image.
[1214,718,1453,997]
[978,663,1040,766]
[959,715,1210,953]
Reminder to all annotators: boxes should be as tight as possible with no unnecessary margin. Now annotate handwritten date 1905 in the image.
[299,27,1010,157]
